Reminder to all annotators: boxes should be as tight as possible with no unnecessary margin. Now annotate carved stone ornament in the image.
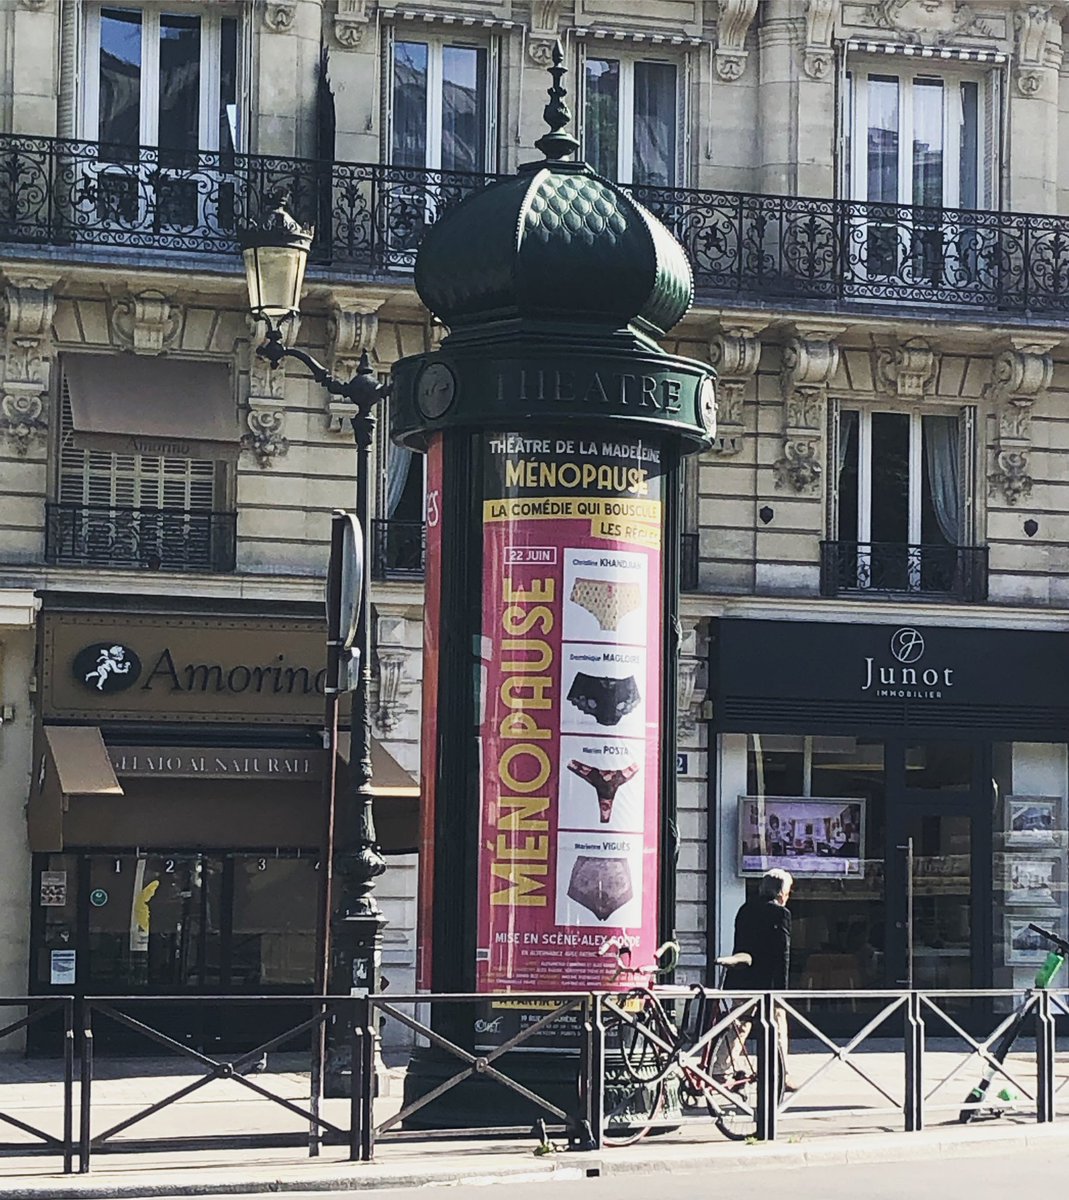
[985,338,1057,505]
[804,0,840,79]
[716,0,759,80]
[18,0,50,9]
[334,0,371,48]
[324,293,388,431]
[111,290,182,355]
[0,393,47,455]
[263,1,297,32]
[677,620,705,737]
[874,0,990,43]
[241,405,289,467]
[707,322,764,456]
[247,312,300,403]
[872,336,939,400]
[1015,6,1064,98]
[372,611,417,734]
[0,276,56,456]
[774,326,844,493]
[529,0,565,66]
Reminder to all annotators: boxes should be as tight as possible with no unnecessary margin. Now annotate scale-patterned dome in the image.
[415,163,692,336]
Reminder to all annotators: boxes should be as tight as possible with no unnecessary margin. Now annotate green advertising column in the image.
[390,47,715,1126]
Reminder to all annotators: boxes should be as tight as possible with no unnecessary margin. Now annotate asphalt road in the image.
[228,1149,1061,1200]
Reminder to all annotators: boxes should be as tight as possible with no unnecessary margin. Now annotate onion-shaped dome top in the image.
[414,46,693,338]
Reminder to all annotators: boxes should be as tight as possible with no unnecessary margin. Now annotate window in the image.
[373,406,426,579]
[52,383,232,571]
[848,69,987,209]
[391,38,489,172]
[846,67,993,290]
[80,5,242,233]
[583,55,678,186]
[84,6,241,158]
[832,407,976,596]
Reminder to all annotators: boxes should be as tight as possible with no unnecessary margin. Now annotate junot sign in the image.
[861,627,955,698]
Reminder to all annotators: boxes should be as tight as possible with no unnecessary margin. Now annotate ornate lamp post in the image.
[239,197,388,1018]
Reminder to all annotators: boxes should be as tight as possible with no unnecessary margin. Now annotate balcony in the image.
[4,135,1069,321]
[371,519,425,581]
[45,502,237,572]
[820,541,988,604]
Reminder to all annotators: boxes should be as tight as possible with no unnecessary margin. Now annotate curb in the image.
[7,1123,1069,1199]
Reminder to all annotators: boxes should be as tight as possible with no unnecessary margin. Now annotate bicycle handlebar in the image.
[598,938,680,981]
[1028,922,1069,956]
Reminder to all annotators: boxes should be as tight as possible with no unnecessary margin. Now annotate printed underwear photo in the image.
[569,578,643,631]
[567,759,639,823]
[567,673,641,726]
[566,855,634,922]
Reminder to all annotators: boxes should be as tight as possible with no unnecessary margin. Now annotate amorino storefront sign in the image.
[714,618,1069,738]
[41,610,339,724]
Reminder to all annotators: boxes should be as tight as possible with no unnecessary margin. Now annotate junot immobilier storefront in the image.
[710,618,1069,1016]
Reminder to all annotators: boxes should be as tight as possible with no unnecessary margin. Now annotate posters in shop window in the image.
[476,431,665,994]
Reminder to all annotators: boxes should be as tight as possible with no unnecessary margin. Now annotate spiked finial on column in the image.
[534,40,580,162]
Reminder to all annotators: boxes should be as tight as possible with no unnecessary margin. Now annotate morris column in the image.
[390,49,715,1117]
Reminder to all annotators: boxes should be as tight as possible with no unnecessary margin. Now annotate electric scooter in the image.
[958,922,1069,1123]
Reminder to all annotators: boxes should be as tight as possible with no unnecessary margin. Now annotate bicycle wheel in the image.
[705,1025,761,1141]
[605,989,676,1085]
[602,1076,666,1147]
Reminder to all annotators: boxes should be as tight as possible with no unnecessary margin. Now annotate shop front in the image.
[28,605,418,1051]
[711,619,1069,1014]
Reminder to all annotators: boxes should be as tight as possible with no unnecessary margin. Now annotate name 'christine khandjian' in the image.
[861,659,955,691]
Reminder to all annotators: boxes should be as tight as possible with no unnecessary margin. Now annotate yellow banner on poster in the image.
[482,497,661,524]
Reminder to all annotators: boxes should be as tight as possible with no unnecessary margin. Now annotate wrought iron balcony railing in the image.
[820,541,988,603]
[0,135,495,271]
[371,518,425,581]
[45,502,237,572]
[5,135,1069,318]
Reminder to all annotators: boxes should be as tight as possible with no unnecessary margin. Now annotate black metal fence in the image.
[6,135,1069,318]
[6,986,1067,1174]
[819,541,989,603]
[45,502,238,572]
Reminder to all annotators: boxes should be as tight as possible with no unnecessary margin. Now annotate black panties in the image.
[567,759,639,822]
[566,856,634,922]
[567,673,640,726]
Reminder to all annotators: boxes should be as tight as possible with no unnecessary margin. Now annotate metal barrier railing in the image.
[0,986,1062,1174]
[78,995,363,1172]
[0,997,74,1172]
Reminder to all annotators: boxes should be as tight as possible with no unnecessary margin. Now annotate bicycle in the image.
[597,939,763,1146]
[958,922,1069,1123]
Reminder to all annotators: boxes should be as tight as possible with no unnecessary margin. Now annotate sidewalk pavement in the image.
[0,1041,1064,1198]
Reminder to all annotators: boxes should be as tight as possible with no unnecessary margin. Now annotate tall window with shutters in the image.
[52,382,232,571]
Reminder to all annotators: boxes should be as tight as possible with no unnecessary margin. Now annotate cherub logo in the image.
[72,643,142,695]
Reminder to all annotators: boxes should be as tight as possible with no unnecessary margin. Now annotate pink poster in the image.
[476,431,664,992]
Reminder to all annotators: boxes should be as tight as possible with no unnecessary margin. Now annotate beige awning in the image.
[336,734,420,798]
[29,725,124,852]
[64,352,239,458]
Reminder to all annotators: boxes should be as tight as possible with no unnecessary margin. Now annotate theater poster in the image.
[476,431,665,994]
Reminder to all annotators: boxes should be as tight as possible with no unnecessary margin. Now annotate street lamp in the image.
[240,196,388,1020]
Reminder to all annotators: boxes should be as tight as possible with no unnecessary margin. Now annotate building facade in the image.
[2,0,1069,1030]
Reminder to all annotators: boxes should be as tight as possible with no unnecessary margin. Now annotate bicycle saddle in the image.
[713,953,752,968]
